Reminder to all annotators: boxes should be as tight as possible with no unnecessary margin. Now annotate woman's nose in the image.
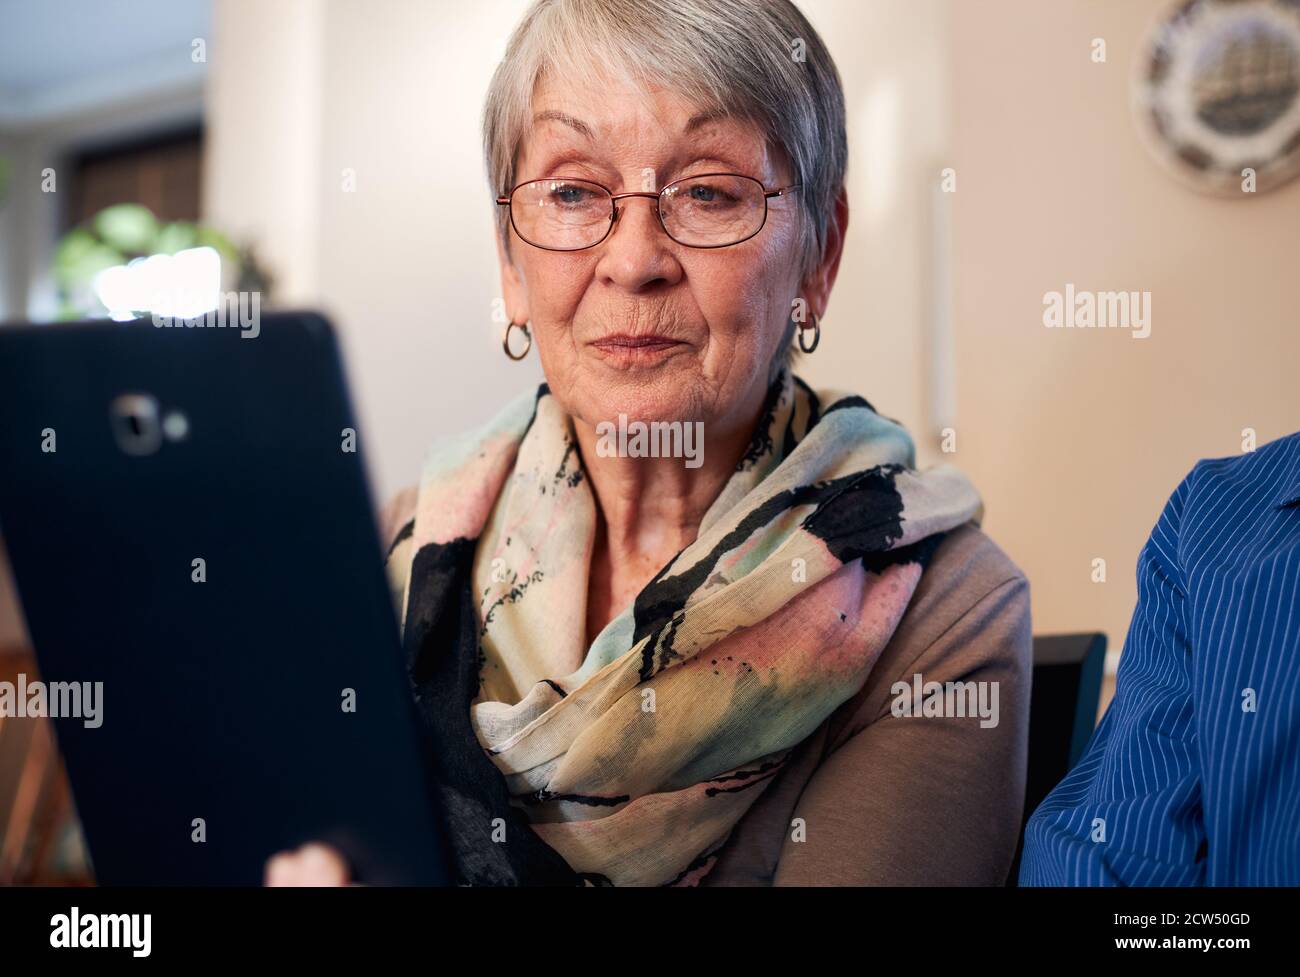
[597,197,683,291]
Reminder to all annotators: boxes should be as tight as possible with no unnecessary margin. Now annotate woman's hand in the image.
[263,842,351,886]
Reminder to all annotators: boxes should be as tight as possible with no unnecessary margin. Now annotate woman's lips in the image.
[589,334,685,365]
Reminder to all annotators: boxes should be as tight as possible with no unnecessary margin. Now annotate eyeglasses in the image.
[495,173,800,252]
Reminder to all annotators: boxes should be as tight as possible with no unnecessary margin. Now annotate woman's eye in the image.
[551,185,596,205]
[685,183,737,205]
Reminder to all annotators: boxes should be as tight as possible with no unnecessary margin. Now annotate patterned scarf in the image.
[386,367,981,886]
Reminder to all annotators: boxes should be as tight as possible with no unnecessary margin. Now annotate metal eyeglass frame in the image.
[495,173,802,251]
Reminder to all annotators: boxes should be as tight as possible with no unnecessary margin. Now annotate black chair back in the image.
[1006,632,1106,884]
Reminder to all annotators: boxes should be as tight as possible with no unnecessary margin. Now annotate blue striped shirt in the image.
[1021,431,1300,885]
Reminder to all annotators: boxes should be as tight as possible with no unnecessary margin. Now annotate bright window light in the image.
[92,246,222,321]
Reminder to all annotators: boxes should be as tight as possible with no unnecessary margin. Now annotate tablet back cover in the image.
[0,312,448,885]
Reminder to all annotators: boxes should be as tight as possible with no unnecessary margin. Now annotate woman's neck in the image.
[571,379,772,642]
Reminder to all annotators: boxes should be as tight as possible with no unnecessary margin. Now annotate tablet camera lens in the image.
[109,393,163,456]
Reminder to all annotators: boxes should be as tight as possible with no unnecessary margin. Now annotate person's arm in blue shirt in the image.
[1020,475,1207,885]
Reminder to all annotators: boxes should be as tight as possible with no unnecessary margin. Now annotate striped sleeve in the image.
[1019,474,1205,885]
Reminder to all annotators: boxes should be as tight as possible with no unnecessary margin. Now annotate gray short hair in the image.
[482,0,847,283]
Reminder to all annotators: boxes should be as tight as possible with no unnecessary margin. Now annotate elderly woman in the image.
[269,0,1030,887]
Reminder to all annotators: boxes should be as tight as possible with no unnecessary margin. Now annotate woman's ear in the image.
[800,186,849,318]
[494,228,530,323]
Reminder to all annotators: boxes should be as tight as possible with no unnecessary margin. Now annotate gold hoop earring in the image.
[797,313,820,354]
[503,320,531,360]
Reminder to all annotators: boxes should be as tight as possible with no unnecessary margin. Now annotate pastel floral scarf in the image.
[385,367,981,886]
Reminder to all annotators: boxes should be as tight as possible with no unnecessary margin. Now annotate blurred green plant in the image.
[52,203,272,320]
[0,156,11,205]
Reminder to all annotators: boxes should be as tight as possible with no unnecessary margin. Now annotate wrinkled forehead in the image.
[517,72,782,182]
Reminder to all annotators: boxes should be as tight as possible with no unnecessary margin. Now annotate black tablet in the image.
[0,311,449,885]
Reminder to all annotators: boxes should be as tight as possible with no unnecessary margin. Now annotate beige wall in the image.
[801,0,952,465]
[951,0,1300,659]
[203,0,323,304]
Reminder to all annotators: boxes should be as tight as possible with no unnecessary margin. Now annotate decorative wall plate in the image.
[1134,0,1300,194]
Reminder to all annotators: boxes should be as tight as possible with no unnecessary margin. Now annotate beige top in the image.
[704,522,1032,885]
